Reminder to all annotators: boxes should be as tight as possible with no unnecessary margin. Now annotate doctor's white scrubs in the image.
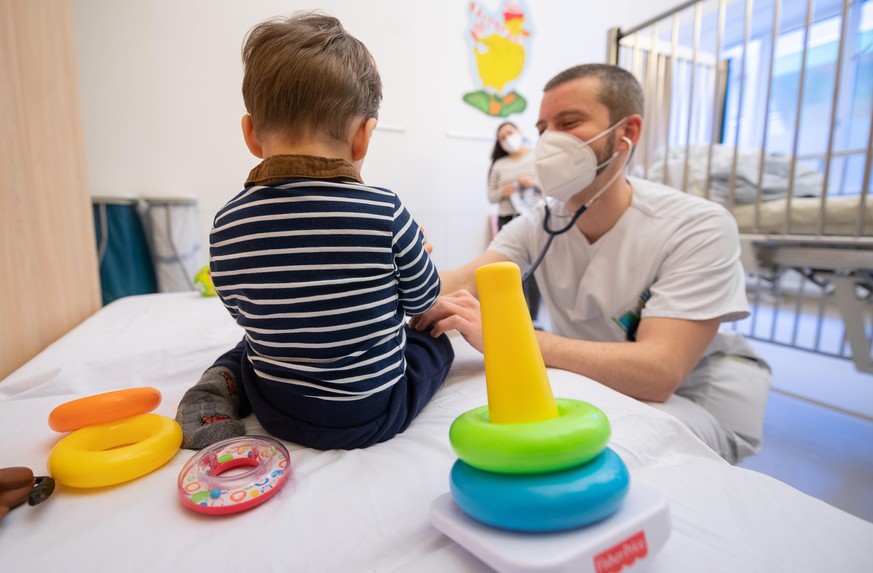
[489,176,771,463]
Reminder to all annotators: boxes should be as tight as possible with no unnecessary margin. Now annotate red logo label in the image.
[594,531,648,573]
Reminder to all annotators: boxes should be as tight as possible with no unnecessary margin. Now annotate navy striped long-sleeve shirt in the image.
[209,155,441,402]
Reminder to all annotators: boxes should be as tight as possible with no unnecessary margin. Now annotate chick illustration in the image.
[473,33,524,96]
[465,1,532,117]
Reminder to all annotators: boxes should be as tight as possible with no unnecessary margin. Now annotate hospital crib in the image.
[608,0,873,375]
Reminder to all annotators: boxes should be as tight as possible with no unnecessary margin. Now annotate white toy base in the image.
[430,481,671,573]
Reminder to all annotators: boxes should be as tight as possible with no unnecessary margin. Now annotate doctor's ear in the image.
[620,114,642,147]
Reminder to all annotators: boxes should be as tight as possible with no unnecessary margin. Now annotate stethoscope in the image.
[521,138,633,284]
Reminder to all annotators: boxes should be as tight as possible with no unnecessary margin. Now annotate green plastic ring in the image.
[449,398,611,474]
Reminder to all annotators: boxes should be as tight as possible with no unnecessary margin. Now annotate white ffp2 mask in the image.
[500,133,523,154]
[534,120,625,203]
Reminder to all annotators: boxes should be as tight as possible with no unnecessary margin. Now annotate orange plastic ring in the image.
[48,387,162,432]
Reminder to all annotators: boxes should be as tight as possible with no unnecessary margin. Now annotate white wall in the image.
[72,0,679,270]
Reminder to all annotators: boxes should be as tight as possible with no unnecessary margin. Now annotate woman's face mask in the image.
[500,133,523,154]
[534,119,626,203]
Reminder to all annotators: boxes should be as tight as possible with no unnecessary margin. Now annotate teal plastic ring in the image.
[449,398,611,474]
[450,447,630,532]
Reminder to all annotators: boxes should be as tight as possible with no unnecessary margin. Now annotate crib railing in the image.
[608,0,873,374]
[608,0,872,239]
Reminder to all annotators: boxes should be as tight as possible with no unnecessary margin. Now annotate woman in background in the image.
[488,121,541,230]
[487,121,541,322]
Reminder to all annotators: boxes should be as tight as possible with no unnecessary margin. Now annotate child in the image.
[175,12,454,451]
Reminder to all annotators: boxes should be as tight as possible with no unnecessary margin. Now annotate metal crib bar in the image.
[727,0,753,212]
[705,0,727,203]
[769,268,784,342]
[631,32,643,84]
[631,32,643,176]
[659,53,669,185]
[750,271,763,337]
[631,34,649,178]
[754,0,782,234]
[791,271,807,348]
[607,27,620,66]
[682,2,702,194]
[819,0,851,236]
[784,0,815,235]
[859,90,873,236]
[663,14,679,187]
[814,283,828,353]
[647,25,660,181]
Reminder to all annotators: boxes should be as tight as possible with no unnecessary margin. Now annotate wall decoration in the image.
[464,0,533,118]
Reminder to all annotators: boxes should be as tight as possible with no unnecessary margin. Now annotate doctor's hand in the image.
[410,290,484,353]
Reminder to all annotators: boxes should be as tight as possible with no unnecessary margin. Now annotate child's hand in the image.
[420,226,433,254]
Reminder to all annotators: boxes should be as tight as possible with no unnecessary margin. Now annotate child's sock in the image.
[175,367,246,449]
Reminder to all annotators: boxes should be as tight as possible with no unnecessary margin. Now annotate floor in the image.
[738,339,873,523]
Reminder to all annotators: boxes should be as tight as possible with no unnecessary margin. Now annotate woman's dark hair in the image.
[489,121,518,173]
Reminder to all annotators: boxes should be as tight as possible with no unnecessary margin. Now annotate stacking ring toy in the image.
[450,447,630,532]
[449,398,610,474]
[177,436,291,516]
[48,387,162,432]
[48,413,182,488]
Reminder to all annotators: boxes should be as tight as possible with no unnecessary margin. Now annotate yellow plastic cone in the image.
[475,262,559,424]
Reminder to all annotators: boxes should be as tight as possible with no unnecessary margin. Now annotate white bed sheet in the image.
[1,293,871,572]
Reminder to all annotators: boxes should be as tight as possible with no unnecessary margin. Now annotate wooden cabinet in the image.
[0,0,100,380]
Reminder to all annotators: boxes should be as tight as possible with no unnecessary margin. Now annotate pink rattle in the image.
[177,436,291,516]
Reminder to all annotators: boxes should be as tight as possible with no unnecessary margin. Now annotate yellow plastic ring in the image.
[48,414,182,488]
[449,398,611,474]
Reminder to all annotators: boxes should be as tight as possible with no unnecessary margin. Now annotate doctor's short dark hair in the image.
[241,12,383,143]
[544,64,644,125]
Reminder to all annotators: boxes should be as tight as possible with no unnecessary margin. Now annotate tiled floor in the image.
[738,340,873,523]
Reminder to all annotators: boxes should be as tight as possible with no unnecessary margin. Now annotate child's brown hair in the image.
[241,12,382,143]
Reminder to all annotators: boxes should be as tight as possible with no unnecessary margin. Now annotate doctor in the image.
[412,64,771,463]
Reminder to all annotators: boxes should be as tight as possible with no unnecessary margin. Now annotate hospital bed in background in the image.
[1,292,871,571]
[608,0,873,376]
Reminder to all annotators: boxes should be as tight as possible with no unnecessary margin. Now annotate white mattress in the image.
[1,293,871,572]
[732,195,873,236]
[639,145,873,238]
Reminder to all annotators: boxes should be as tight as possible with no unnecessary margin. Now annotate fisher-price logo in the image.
[593,531,648,573]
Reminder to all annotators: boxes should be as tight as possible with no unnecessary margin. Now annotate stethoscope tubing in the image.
[520,139,633,285]
[521,203,587,283]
